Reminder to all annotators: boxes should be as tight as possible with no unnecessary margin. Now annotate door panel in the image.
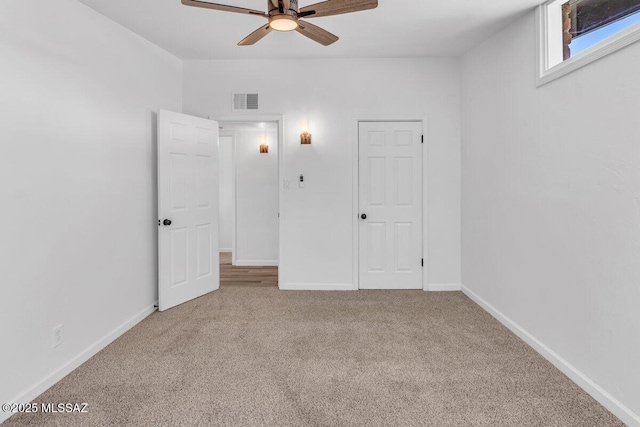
[359,121,423,290]
[170,227,188,287]
[158,110,219,311]
[196,223,213,279]
[395,157,413,206]
[367,222,386,272]
[394,222,413,272]
[170,153,188,210]
[369,157,386,205]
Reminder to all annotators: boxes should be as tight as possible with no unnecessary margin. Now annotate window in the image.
[537,0,640,86]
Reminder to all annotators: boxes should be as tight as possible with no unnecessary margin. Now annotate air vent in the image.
[232,93,259,111]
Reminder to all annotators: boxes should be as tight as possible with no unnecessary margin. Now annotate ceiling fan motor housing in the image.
[268,0,299,17]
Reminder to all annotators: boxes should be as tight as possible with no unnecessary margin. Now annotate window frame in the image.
[536,0,640,86]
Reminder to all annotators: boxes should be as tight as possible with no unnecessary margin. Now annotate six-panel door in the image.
[359,121,423,289]
[158,110,219,311]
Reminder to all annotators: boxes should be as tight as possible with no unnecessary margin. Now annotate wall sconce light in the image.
[259,134,269,153]
[300,120,312,145]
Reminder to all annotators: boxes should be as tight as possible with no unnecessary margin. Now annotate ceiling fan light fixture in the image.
[181,0,378,46]
[269,15,298,32]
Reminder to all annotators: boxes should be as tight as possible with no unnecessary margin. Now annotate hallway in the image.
[219,252,278,288]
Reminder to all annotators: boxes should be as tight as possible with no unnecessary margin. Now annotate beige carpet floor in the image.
[219,252,232,265]
[4,289,623,427]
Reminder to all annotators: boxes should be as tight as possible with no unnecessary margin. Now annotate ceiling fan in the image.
[181,0,378,46]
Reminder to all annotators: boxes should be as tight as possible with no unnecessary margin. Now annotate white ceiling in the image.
[77,0,543,60]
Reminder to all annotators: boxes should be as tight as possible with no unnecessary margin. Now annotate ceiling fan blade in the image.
[283,0,291,10]
[181,0,267,17]
[238,24,273,46]
[296,20,339,46]
[299,0,377,18]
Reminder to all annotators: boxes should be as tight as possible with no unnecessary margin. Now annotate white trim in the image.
[219,130,238,265]
[360,284,423,290]
[425,283,462,292]
[219,248,232,253]
[462,285,640,427]
[352,115,429,291]
[215,114,284,283]
[537,2,640,87]
[234,260,278,267]
[279,283,354,291]
[232,130,237,266]
[1,303,157,424]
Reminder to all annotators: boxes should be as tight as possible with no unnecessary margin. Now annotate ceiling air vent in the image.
[232,93,259,111]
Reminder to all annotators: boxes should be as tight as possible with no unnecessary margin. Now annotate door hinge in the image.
[421,135,424,143]
[421,258,424,267]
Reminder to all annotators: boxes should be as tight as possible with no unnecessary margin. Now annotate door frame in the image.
[352,115,429,291]
[217,132,235,258]
[215,114,284,279]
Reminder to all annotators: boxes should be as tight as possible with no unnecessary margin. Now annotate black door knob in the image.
[361,214,367,220]
[163,219,172,226]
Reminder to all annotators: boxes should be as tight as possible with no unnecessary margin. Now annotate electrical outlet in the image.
[52,324,64,348]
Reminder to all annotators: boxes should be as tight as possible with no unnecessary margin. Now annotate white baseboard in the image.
[359,285,423,290]
[461,285,640,427]
[279,283,355,291]
[234,260,278,267]
[219,249,232,253]
[425,283,462,292]
[1,302,157,424]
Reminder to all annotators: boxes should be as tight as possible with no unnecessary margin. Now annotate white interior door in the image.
[359,121,423,289]
[158,110,219,311]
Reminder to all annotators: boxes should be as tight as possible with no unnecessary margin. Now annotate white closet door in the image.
[359,121,423,290]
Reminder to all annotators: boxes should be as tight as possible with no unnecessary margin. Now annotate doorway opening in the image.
[218,120,280,288]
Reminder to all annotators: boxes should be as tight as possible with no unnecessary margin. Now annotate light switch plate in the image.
[52,324,64,348]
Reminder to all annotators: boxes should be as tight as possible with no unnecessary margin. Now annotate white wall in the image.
[233,128,279,265]
[218,135,233,251]
[183,58,461,289]
[0,0,182,420]
[461,11,640,426]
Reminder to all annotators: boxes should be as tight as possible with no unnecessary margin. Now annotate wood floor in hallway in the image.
[219,252,278,288]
